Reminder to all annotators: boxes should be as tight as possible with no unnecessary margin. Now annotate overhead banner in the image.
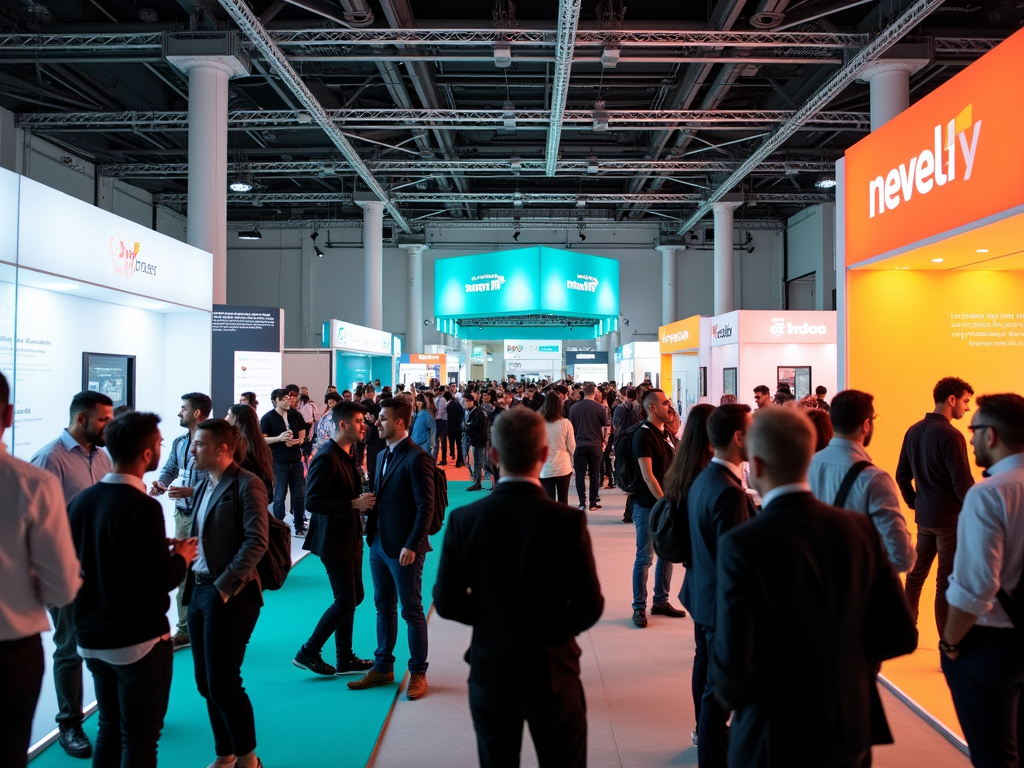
[324,319,393,355]
[844,28,1024,265]
[434,246,619,322]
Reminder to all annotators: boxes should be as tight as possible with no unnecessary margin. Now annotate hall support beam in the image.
[401,243,428,353]
[713,199,743,315]
[359,199,385,329]
[656,246,678,325]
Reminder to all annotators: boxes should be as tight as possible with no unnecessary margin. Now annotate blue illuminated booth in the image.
[434,247,619,340]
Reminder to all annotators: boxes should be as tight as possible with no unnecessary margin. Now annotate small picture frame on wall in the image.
[82,353,136,410]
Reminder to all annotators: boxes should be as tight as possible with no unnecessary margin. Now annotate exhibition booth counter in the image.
[700,310,837,408]
[323,318,395,391]
[839,26,1024,744]
[659,315,703,415]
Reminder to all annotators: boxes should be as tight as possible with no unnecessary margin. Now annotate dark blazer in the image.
[366,437,435,559]
[681,461,756,626]
[183,463,270,606]
[303,439,363,560]
[434,481,604,692]
[713,491,918,768]
[69,482,187,650]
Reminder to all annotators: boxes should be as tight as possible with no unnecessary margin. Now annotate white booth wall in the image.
[617,342,661,387]
[670,353,701,415]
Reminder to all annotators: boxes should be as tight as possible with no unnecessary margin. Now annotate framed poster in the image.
[82,353,136,410]
[723,367,738,397]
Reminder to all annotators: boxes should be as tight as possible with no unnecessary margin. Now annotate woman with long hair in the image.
[538,392,576,504]
[227,403,274,498]
[411,392,437,458]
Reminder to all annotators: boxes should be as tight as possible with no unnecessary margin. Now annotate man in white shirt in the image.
[0,373,82,768]
[942,393,1024,768]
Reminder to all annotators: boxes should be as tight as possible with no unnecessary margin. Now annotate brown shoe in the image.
[346,669,395,690]
[406,673,428,700]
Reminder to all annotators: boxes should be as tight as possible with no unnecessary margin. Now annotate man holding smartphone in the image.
[261,388,308,536]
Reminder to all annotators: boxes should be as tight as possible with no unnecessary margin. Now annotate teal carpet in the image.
[32,482,476,768]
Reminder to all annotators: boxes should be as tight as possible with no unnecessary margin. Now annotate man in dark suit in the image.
[184,419,269,768]
[293,401,376,676]
[434,407,604,768]
[714,406,918,768]
[681,403,755,767]
[348,398,435,700]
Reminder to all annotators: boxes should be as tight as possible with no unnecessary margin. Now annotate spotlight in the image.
[815,175,837,189]
[237,229,262,240]
[512,230,520,242]
[579,231,586,242]
[229,171,253,193]
[311,230,324,258]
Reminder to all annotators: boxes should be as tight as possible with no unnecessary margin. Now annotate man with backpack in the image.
[613,389,642,523]
[682,403,756,768]
[629,389,686,629]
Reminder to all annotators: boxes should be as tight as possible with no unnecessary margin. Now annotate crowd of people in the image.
[1,368,1022,768]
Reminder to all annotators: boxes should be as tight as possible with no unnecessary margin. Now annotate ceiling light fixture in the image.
[932,258,944,263]
[238,229,262,240]
[229,170,254,193]
[311,230,324,258]
[976,248,989,253]
[814,175,837,189]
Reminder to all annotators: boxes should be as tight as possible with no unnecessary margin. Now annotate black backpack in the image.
[429,466,448,535]
[613,422,649,495]
[649,495,692,565]
[227,474,292,591]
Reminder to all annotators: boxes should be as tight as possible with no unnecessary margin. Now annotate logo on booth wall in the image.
[711,323,733,340]
[868,104,982,219]
[662,330,690,344]
[109,234,157,279]
[507,344,524,353]
[465,273,505,293]
[769,317,828,336]
[566,274,599,293]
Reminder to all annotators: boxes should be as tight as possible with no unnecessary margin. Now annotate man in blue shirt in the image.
[31,390,114,759]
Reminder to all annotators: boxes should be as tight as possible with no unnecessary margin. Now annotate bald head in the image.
[748,406,816,491]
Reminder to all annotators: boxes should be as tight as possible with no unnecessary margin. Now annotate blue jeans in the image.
[942,626,1024,768]
[632,502,672,611]
[272,460,306,530]
[470,445,486,483]
[368,536,428,675]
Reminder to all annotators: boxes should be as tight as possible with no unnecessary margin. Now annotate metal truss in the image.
[679,0,948,234]
[932,36,1006,55]
[225,217,785,232]
[158,190,831,206]
[547,0,582,177]
[216,0,410,232]
[99,158,835,178]
[17,109,870,132]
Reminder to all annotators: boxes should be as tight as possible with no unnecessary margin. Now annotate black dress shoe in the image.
[292,646,336,676]
[58,726,93,758]
[651,603,687,618]
[335,655,374,675]
[632,609,648,628]
[589,503,602,510]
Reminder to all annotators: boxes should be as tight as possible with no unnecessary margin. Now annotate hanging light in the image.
[815,175,837,189]
[229,170,254,193]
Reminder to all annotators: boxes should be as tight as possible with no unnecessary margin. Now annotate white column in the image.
[656,246,678,325]
[184,61,232,304]
[859,62,916,132]
[401,244,428,353]
[713,201,743,315]
[359,200,385,329]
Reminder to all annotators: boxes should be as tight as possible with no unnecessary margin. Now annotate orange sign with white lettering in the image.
[409,354,443,364]
[844,28,1024,266]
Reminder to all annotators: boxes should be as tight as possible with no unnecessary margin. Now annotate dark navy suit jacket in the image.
[366,437,435,558]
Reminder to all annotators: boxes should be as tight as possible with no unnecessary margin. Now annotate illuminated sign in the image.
[327,319,393,355]
[709,310,836,346]
[769,317,829,337]
[845,28,1024,265]
[659,316,702,354]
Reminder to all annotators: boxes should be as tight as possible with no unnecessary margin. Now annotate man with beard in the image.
[31,390,115,759]
[809,389,915,573]
[150,393,212,649]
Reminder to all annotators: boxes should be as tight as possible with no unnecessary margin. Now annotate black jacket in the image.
[714,491,917,768]
[895,412,974,528]
[681,461,755,626]
[303,439,363,560]
[69,482,187,650]
[183,464,270,606]
[446,400,465,435]
[366,438,435,558]
[464,406,490,448]
[434,481,604,692]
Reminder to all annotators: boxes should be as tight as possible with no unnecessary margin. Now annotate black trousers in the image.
[85,639,173,768]
[447,430,464,466]
[305,551,366,664]
[573,445,603,506]
[188,581,262,758]
[692,620,709,733]
[436,423,448,462]
[0,634,43,768]
[272,460,306,531]
[469,679,587,768]
[540,474,571,505]
[48,603,84,729]
[943,625,1024,768]
[696,624,730,768]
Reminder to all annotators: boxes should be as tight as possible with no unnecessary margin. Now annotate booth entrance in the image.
[659,315,703,416]
[839,26,1024,746]
[323,318,395,391]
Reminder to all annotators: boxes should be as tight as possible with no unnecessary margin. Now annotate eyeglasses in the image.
[968,424,994,432]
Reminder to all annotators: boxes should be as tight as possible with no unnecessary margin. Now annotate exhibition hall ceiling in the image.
[0,0,1019,233]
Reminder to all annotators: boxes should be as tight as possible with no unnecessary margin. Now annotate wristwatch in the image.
[939,638,959,655]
